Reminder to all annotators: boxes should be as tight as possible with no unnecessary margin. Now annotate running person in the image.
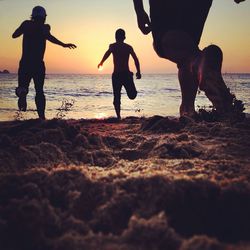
[98,29,141,120]
[133,0,245,117]
[12,6,76,119]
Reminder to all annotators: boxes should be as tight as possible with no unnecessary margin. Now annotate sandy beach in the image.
[0,115,250,250]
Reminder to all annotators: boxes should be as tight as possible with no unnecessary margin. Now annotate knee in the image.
[202,44,223,71]
[35,86,44,96]
[160,30,197,64]
[203,44,223,58]
[36,91,45,98]
[128,91,137,100]
[15,87,28,97]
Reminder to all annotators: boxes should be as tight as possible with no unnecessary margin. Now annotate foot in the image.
[180,103,197,118]
[37,110,46,120]
[198,45,234,114]
[39,115,46,120]
[199,71,234,113]
[18,96,27,111]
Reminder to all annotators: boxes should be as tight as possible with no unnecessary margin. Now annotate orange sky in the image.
[0,0,249,74]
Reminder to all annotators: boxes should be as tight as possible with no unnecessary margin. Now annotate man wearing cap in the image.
[12,6,77,119]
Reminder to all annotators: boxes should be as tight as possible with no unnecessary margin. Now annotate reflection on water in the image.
[94,112,108,119]
[0,73,250,121]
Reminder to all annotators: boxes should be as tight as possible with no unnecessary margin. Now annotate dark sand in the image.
[0,116,250,250]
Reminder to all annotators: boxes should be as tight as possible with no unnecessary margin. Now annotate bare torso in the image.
[110,42,132,73]
[21,20,50,63]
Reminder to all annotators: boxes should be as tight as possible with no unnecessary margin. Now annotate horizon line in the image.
[1,72,250,75]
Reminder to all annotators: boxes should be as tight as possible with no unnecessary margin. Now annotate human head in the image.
[115,29,126,42]
[31,6,47,23]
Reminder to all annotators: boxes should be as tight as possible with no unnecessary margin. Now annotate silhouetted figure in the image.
[98,29,141,120]
[133,0,245,117]
[12,6,76,119]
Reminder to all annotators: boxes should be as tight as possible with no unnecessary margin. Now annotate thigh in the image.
[112,74,123,95]
[18,61,32,89]
[150,0,186,57]
[33,62,46,93]
[123,72,137,99]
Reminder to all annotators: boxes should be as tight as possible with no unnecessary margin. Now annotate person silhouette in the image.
[98,29,141,120]
[12,6,77,120]
[133,0,245,117]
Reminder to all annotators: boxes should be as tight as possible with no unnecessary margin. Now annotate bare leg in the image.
[34,62,46,119]
[114,104,121,120]
[160,30,199,116]
[16,87,28,111]
[112,74,122,120]
[161,30,197,64]
[178,62,199,117]
[34,78,46,120]
[16,66,30,112]
[35,94,46,120]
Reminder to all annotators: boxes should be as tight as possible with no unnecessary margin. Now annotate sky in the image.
[0,0,250,74]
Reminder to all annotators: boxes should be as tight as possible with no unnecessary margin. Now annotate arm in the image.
[133,0,151,35]
[46,26,76,49]
[12,21,26,38]
[131,49,141,79]
[47,34,76,48]
[98,47,112,68]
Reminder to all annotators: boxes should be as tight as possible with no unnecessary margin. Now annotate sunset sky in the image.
[0,0,249,74]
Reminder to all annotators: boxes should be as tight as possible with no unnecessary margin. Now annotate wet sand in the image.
[0,116,250,250]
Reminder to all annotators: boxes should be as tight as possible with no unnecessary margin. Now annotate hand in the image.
[137,11,151,35]
[136,72,141,79]
[234,0,245,3]
[98,63,103,69]
[64,43,77,49]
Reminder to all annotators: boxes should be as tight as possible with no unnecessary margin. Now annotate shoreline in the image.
[2,72,250,75]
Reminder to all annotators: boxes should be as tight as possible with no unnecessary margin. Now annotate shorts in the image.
[149,0,213,57]
[112,71,137,106]
[18,60,46,95]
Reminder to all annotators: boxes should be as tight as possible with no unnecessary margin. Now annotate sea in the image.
[0,73,250,121]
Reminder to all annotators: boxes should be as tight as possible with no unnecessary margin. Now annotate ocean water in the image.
[0,73,250,121]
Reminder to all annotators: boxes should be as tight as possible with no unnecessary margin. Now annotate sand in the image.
[0,115,250,250]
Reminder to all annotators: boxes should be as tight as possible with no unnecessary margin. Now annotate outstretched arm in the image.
[47,33,76,49]
[131,49,141,79]
[45,25,76,48]
[98,48,112,68]
[133,0,151,35]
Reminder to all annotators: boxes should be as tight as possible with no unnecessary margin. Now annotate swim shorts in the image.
[112,71,137,106]
[18,60,46,93]
[149,0,213,57]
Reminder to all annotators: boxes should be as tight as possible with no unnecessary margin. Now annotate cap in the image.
[31,6,47,18]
